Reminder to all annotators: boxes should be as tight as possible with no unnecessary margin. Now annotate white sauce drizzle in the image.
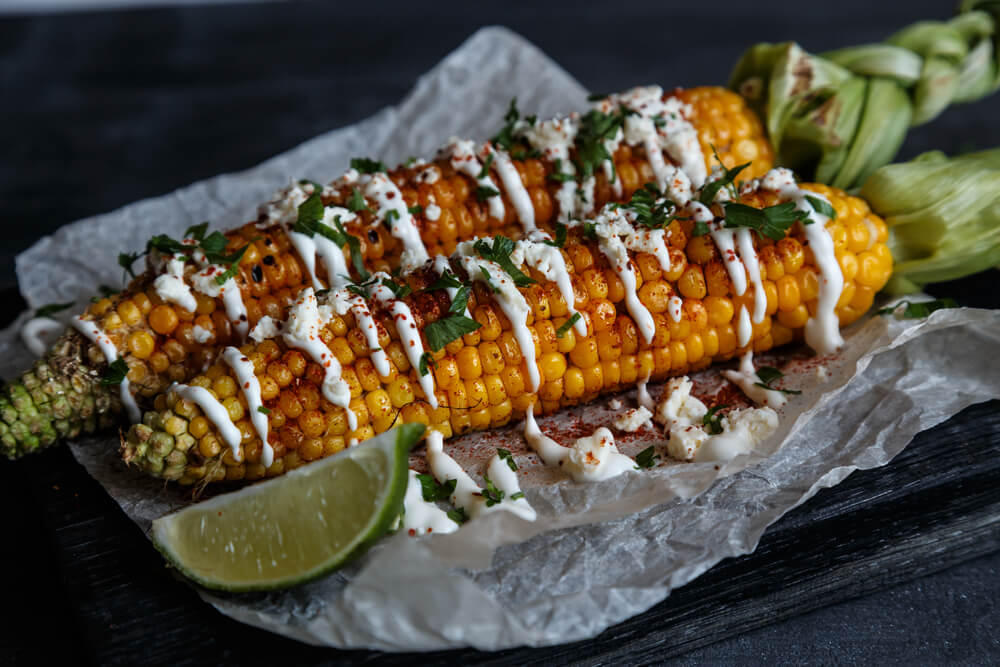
[447,139,505,223]
[636,378,656,412]
[21,317,63,357]
[760,168,844,354]
[170,382,242,461]
[71,316,140,423]
[369,275,438,409]
[363,172,429,273]
[222,346,274,467]
[523,410,636,482]
[489,148,535,231]
[425,430,535,521]
[516,233,586,336]
[401,469,458,536]
[280,289,356,431]
[431,255,468,317]
[721,351,789,408]
[737,305,752,348]
[455,240,541,392]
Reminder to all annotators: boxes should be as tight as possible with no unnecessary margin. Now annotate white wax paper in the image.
[4,27,1000,652]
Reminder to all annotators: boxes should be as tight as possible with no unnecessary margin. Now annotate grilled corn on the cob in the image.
[2,85,772,459]
[121,172,892,485]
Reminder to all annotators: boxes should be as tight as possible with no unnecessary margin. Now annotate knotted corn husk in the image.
[730,1,1000,190]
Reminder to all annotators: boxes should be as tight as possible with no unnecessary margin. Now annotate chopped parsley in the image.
[541,222,567,249]
[380,277,411,299]
[548,159,575,183]
[424,284,481,351]
[447,507,468,524]
[491,98,523,151]
[804,195,836,220]
[481,475,505,507]
[257,406,271,415]
[99,358,129,386]
[477,153,495,179]
[754,366,802,395]
[350,157,387,174]
[634,446,659,470]
[510,491,525,501]
[34,301,75,319]
[346,187,369,213]
[479,266,500,293]
[723,201,807,241]
[556,312,582,338]
[581,221,598,240]
[511,148,542,161]
[573,108,623,180]
[702,405,729,435]
[212,244,250,285]
[418,351,437,377]
[586,92,610,101]
[699,147,750,205]
[423,270,463,292]
[416,474,456,502]
[146,235,187,255]
[408,205,423,215]
[475,185,500,202]
[626,183,678,229]
[474,235,536,288]
[692,220,712,237]
[876,298,959,319]
[292,192,369,281]
[496,448,518,472]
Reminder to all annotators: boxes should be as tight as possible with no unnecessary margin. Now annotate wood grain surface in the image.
[1,1,999,664]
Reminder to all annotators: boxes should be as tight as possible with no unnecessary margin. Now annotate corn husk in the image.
[860,148,1000,293]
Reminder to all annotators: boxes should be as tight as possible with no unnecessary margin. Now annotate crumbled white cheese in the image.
[249,316,280,342]
[608,398,623,410]
[425,203,441,221]
[613,406,653,432]
[816,365,829,381]
[192,324,212,344]
[564,427,636,482]
[153,257,197,313]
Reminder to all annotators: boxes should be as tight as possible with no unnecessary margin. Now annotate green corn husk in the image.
[860,148,1000,294]
[730,3,1000,190]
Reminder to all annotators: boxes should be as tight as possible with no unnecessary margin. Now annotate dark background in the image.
[1,1,999,664]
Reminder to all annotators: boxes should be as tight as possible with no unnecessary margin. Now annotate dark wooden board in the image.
[1,1,999,664]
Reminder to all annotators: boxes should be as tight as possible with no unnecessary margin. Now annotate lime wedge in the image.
[151,423,425,592]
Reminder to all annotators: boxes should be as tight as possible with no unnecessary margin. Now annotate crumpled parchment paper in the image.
[4,26,999,652]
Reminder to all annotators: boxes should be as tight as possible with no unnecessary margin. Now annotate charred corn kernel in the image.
[149,305,179,336]
[126,330,155,359]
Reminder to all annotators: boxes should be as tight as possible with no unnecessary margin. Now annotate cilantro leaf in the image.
[496,448,518,472]
[510,491,525,500]
[722,201,806,241]
[447,507,468,524]
[183,222,209,241]
[692,220,712,237]
[479,266,500,292]
[635,446,659,469]
[147,235,187,255]
[548,159,575,183]
[541,223,567,249]
[416,474,456,502]
[805,195,837,220]
[876,298,959,319]
[257,406,271,415]
[475,185,500,202]
[418,351,437,377]
[424,270,463,292]
[198,231,230,260]
[699,149,751,205]
[350,157,387,174]
[574,109,623,180]
[626,183,678,229]
[702,405,729,435]
[213,244,250,285]
[408,205,423,215]
[477,153,494,179]
[117,251,142,280]
[35,301,75,319]
[424,309,481,352]
[474,236,536,288]
[491,98,522,150]
[100,358,129,386]
[556,312,582,338]
[347,187,369,213]
[380,277,411,300]
[753,365,802,395]
[481,475,505,507]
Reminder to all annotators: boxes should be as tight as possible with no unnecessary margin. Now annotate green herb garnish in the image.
[541,222,567,249]
[424,284,481,351]
[418,351,437,377]
[481,475,505,507]
[350,157,387,174]
[635,446,659,470]
[475,186,500,202]
[753,366,802,395]
[497,448,518,472]
[34,301,75,319]
[477,153,495,179]
[804,195,836,220]
[347,187,369,213]
[100,358,129,386]
[474,235,536,288]
[417,474,456,502]
[556,312,582,338]
[702,405,729,435]
[722,201,807,241]
[573,109,623,180]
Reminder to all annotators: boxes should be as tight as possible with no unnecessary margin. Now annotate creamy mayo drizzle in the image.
[362,172,429,273]
[21,316,63,357]
[344,293,390,378]
[188,254,249,342]
[516,233,586,336]
[170,382,242,461]
[401,469,459,536]
[489,148,535,231]
[523,410,636,482]
[425,430,535,521]
[636,379,656,412]
[721,351,789,408]
[71,316,141,423]
[737,305,752,349]
[280,289,357,430]
[447,139,505,222]
[760,168,844,354]
[455,239,541,392]
[369,275,438,409]
[222,346,274,467]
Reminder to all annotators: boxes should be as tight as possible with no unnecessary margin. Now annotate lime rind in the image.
[151,423,425,592]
